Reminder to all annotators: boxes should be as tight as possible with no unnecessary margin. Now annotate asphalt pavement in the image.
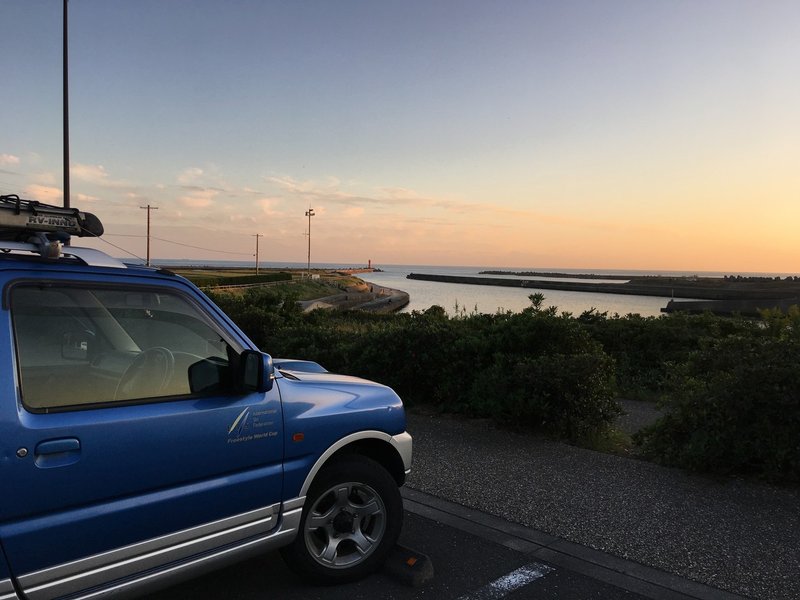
[404,410,800,600]
[153,490,748,600]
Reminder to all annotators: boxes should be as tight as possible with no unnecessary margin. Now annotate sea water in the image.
[357,265,674,317]
[150,259,796,318]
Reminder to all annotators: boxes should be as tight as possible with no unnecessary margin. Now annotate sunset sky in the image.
[2,0,799,272]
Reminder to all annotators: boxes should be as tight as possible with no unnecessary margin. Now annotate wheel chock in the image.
[383,544,434,587]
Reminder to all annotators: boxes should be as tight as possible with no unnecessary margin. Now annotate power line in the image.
[104,233,251,256]
[75,228,146,263]
[150,236,250,256]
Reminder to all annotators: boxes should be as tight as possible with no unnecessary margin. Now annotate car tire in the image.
[280,454,403,584]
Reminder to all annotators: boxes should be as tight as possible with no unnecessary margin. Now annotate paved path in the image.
[404,412,800,599]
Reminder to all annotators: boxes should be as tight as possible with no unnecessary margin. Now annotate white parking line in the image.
[457,562,555,599]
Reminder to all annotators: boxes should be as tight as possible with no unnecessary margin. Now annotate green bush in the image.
[205,286,302,348]
[579,309,757,398]
[455,308,619,440]
[635,333,800,482]
[473,351,618,440]
[227,299,620,440]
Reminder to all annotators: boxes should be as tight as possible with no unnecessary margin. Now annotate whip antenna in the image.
[63,0,70,209]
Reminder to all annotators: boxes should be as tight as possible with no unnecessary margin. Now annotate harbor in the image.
[405,272,800,317]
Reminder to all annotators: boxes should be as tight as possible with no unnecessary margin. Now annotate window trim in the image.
[8,279,248,414]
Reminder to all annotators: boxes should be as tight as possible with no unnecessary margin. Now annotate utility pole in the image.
[140,204,158,266]
[252,233,263,274]
[305,208,315,278]
[63,0,70,209]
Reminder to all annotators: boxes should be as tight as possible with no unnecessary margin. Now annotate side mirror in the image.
[241,350,274,393]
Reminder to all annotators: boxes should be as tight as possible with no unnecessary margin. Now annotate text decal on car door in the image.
[228,407,279,443]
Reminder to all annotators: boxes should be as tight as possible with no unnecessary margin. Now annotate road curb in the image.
[402,487,748,600]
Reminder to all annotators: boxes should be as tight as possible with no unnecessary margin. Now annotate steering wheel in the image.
[115,347,175,401]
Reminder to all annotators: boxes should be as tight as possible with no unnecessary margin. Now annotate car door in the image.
[0,546,20,600]
[0,274,284,599]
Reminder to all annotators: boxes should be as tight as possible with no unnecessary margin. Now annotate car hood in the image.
[272,357,328,375]
[273,357,394,393]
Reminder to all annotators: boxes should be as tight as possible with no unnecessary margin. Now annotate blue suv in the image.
[0,195,412,599]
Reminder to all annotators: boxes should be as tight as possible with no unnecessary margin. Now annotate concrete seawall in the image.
[407,273,798,301]
[297,284,409,314]
[355,286,410,313]
[662,296,800,316]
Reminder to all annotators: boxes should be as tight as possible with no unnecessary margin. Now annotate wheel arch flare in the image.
[299,431,412,497]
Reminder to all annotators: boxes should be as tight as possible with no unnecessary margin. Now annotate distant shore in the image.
[408,272,800,315]
[480,270,629,280]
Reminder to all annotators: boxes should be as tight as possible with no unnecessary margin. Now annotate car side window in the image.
[11,284,241,411]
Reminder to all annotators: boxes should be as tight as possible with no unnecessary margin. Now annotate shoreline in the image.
[407,272,800,302]
[407,272,800,316]
[297,281,409,314]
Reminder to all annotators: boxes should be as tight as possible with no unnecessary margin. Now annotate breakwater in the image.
[297,284,409,314]
[662,297,800,316]
[480,270,629,280]
[406,273,800,301]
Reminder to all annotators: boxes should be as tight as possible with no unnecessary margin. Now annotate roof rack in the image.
[0,194,104,239]
[0,194,123,267]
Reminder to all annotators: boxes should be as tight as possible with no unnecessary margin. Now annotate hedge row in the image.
[209,287,800,481]
[635,309,800,482]
[210,289,619,441]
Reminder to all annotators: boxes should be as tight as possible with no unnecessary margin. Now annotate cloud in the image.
[265,175,320,195]
[21,184,96,206]
[379,187,423,200]
[32,171,57,185]
[0,154,20,167]
[179,196,214,208]
[266,175,407,208]
[228,213,258,224]
[344,207,365,218]
[179,184,226,193]
[262,174,658,248]
[23,184,62,203]
[71,163,110,184]
[177,167,204,185]
[258,198,282,215]
[179,187,217,208]
[174,166,238,201]
[265,175,500,215]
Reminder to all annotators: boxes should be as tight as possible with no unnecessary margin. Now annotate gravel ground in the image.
[404,412,800,600]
